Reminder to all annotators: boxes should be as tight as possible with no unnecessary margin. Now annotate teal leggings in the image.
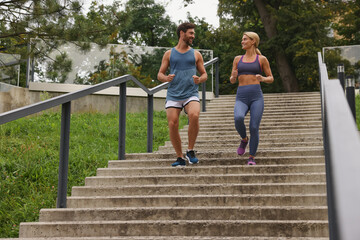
[234,84,264,156]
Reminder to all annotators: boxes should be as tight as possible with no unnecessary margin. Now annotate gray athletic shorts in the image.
[165,96,200,112]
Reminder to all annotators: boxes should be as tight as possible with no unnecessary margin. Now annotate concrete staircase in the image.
[14,92,329,239]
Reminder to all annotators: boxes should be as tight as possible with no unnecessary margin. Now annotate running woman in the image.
[230,31,274,165]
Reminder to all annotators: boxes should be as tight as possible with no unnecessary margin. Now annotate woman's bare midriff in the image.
[237,75,260,86]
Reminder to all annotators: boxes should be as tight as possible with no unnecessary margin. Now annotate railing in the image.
[0,57,219,208]
[318,52,360,240]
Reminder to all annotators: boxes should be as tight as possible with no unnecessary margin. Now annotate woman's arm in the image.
[230,56,240,84]
[256,55,274,84]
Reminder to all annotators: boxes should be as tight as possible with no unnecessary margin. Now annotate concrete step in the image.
[199,116,322,123]
[184,123,322,133]
[108,156,325,168]
[195,125,322,132]
[207,102,321,107]
[156,148,324,155]
[19,220,328,238]
[84,173,326,187]
[215,92,320,99]
[185,126,324,134]
[187,133,323,141]
[1,237,330,240]
[206,104,321,109]
[208,102,322,108]
[39,206,328,222]
[162,136,323,145]
[210,98,321,104]
[195,123,323,130]
[185,123,323,130]
[198,115,322,121]
[124,149,324,161]
[205,107,322,113]
[159,141,323,151]
[213,93,320,102]
[162,137,323,146]
[181,128,323,136]
[204,108,322,114]
[198,118,322,126]
[157,146,323,154]
[206,94,320,102]
[99,164,325,176]
[199,112,321,118]
[66,194,327,208]
[70,183,326,197]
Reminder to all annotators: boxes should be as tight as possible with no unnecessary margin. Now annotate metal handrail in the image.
[318,52,360,240]
[0,57,219,208]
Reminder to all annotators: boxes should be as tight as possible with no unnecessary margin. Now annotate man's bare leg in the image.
[166,107,183,158]
[185,101,200,150]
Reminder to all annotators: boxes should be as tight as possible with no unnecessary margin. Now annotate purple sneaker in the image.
[247,157,256,165]
[237,137,248,155]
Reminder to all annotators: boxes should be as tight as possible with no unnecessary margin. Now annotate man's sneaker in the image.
[186,150,199,164]
[247,157,256,165]
[172,157,186,167]
[237,137,248,155]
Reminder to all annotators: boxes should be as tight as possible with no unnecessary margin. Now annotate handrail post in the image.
[57,101,71,208]
[337,64,345,91]
[201,81,206,112]
[345,75,356,121]
[147,94,154,153]
[26,42,31,88]
[215,61,219,98]
[118,82,126,160]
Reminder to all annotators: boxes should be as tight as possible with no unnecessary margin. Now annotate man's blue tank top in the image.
[167,47,198,101]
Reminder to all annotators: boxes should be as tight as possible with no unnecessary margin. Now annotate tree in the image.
[117,0,177,47]
[217,0,335,92]
[332,0,360,45]
[0,0,124,87]
[0,1,107,53]
[324,48,353,79]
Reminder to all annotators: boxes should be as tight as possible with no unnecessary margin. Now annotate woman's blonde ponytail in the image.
[244,31,261,55]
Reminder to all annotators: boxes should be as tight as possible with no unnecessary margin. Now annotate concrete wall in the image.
[0,82,15,92]
[0,82,214,114]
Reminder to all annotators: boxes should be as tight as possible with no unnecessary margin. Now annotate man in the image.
[157,22,208,167]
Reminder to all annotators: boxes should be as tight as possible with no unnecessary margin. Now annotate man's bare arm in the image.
[157,50,175,83]
[193,51,208,84]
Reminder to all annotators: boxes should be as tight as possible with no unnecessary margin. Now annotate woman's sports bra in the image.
[237,55,262,76]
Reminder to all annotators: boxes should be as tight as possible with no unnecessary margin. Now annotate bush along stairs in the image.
[14,92,328,239]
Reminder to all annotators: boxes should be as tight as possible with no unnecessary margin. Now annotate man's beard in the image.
[184,37,193,46]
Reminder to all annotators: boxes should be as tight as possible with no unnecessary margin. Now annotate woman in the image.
[230,32,274,165]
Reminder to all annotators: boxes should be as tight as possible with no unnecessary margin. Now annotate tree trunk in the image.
[254,0,299,92]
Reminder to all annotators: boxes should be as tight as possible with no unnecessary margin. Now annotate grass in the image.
[0,111,188,238]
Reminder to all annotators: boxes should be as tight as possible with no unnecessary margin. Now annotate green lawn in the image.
[0,111,187,237]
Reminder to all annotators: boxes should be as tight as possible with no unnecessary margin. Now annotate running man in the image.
[157,22,208,167]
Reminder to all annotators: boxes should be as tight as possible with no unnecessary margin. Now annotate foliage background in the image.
[1,0,359,93]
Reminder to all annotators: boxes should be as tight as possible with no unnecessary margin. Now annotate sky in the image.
[158,0,219,28]
[82,0,220,28]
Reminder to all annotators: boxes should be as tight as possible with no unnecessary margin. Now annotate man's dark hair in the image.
[177,22,196,39]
